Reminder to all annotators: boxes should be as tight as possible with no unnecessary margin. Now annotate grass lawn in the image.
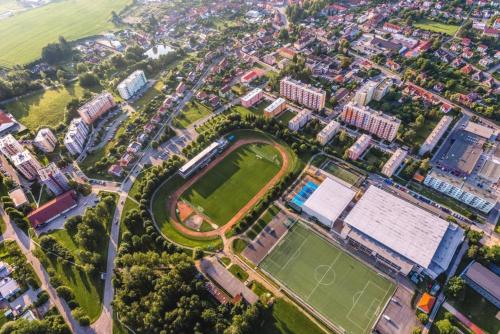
[3,82,88,130]
[132,79,163,110]
[232,238,248,255]
[181,143,283,226]
[361,147,390,172]
[228,263,248,282]
[173,101,212,129]
[261,222,395,334]
[414,19,460,36]
[261,298,327,334]
[152,174,223,251]
[448,286,500,334]
[0,0,132,65]
[277,110,297,124]
[220,257,231,267]
[0,216,5,236]
[323,161,362,185]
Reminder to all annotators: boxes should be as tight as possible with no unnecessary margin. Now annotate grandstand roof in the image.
[179,141,221,174]
[302,177,356,227]
[344,186,459,270]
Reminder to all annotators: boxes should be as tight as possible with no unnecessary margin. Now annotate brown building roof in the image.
[27,190,77,228]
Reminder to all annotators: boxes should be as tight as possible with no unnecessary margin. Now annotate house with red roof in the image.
[28,191,78,228]
[0,111,18,136]
[417,293,436,314]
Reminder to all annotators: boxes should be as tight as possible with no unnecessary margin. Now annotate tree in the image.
[41,36,72,64]
[419,158,430,172]
[412,327,423,334]
[435,319,456,334]
[278,28,289,41]
[466,230,483,245]
[417,313,428,324]
[444,276,465,299]
[78,72,100,88]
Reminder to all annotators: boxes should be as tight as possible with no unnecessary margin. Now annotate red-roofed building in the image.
[241,70,258,84]
[383,22,402,34]
[28,191,78,228]
[277,47,296,60]
[108,164,123,177]
[417,293,436,314]
[461,64,474,75]
[0,111,18,136]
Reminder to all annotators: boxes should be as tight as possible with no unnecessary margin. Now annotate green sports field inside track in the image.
[181,143,282,226]
[260,223,395,334]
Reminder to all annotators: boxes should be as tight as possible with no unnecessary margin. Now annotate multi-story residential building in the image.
[264,98,287,118]
[64,118,89,156]
[288,109,312,131]
[317,120,340,145]
[241,88,263,108]
[354,79,392,106]
[341,103,401,141]
[347,134,371,160]
[424,169,497,213]
[34,128,58,153]
[78,92,116,125]
[382,148,407,177]
[419,116,453,156]
[280,77,326,111]
[0,134,23,159]
[117,70,147,100]
[38,163,70,196]
[11,150,42,180]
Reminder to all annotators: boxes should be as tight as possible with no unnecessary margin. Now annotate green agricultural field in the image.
[3,82,87,130]
[0,0,131,65]
[261,223,395,334]
[173,101,212,129]
[181,143,283,226]
[414,19,460,36]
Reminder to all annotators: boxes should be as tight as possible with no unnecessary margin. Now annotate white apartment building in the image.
[38,163,70,196]
[11,150,42,180]
[78,92,116,124]
[424,169,497,213]
[288,109,312,131]
[347,134,371,160]
[354,78,392,106]
[0,134,23,159]
[241,88,263,108]
[64,118,89,156]
[280,77,326,110]
[34,128,58,153]
[317,120,340,145]
[341,102,401,142]
[382,148,407,177]
[419,116,453,156]
[264,98,286,118]
[117,70,148,100]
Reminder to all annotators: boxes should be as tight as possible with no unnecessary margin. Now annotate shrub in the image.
[56,285,74,301]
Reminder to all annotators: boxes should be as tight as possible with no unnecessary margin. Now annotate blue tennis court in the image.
[291,181,318,207]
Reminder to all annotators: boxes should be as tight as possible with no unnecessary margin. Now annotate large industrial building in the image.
[342,186,464,278]
[341,103,400,141]
[78,92,116,124]
[280,77,326,110]
[117,70,148,100]
[436,130,484,176]
[299,177,356,228]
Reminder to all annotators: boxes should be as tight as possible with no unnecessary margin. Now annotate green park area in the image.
[173,101,212,129]
[414,19,460,36]
[261,222,395,334]
[0,0,131,65]
[3,82,87,130]
[181,143,283,226]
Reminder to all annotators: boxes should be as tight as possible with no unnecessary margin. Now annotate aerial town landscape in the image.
[0,0,498,333]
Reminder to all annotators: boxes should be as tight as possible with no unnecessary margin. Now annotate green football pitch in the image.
[181,143,282,226]
[260,223,395,334]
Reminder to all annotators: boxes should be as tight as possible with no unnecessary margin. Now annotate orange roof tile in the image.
[417,293,436,314]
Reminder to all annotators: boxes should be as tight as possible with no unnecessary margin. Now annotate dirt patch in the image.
[177,201,194,222]
[185,214,204,230]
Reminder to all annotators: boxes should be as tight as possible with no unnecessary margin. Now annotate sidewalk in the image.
[443,302,484,334]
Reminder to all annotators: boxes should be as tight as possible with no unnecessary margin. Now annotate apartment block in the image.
[317,120,340,145]
[264,98,286,118]
[34,128,58,153]
[64,118,89,156]
[347,134,371,160]
[419,116,453,156]
[78,92,116,125]
[424,169,497,214]
[117,70,147,100]
[354,78,392,106]
[280,77,326,110]
[382,148,408,177]
[11,150,42,180]
[288,109,312,131]
[341,102,401,141]
[38,163,70,196]
[0,134,23,159]
[241,88,263,108]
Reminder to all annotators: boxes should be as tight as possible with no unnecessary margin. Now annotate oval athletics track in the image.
[166,138,290,238]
